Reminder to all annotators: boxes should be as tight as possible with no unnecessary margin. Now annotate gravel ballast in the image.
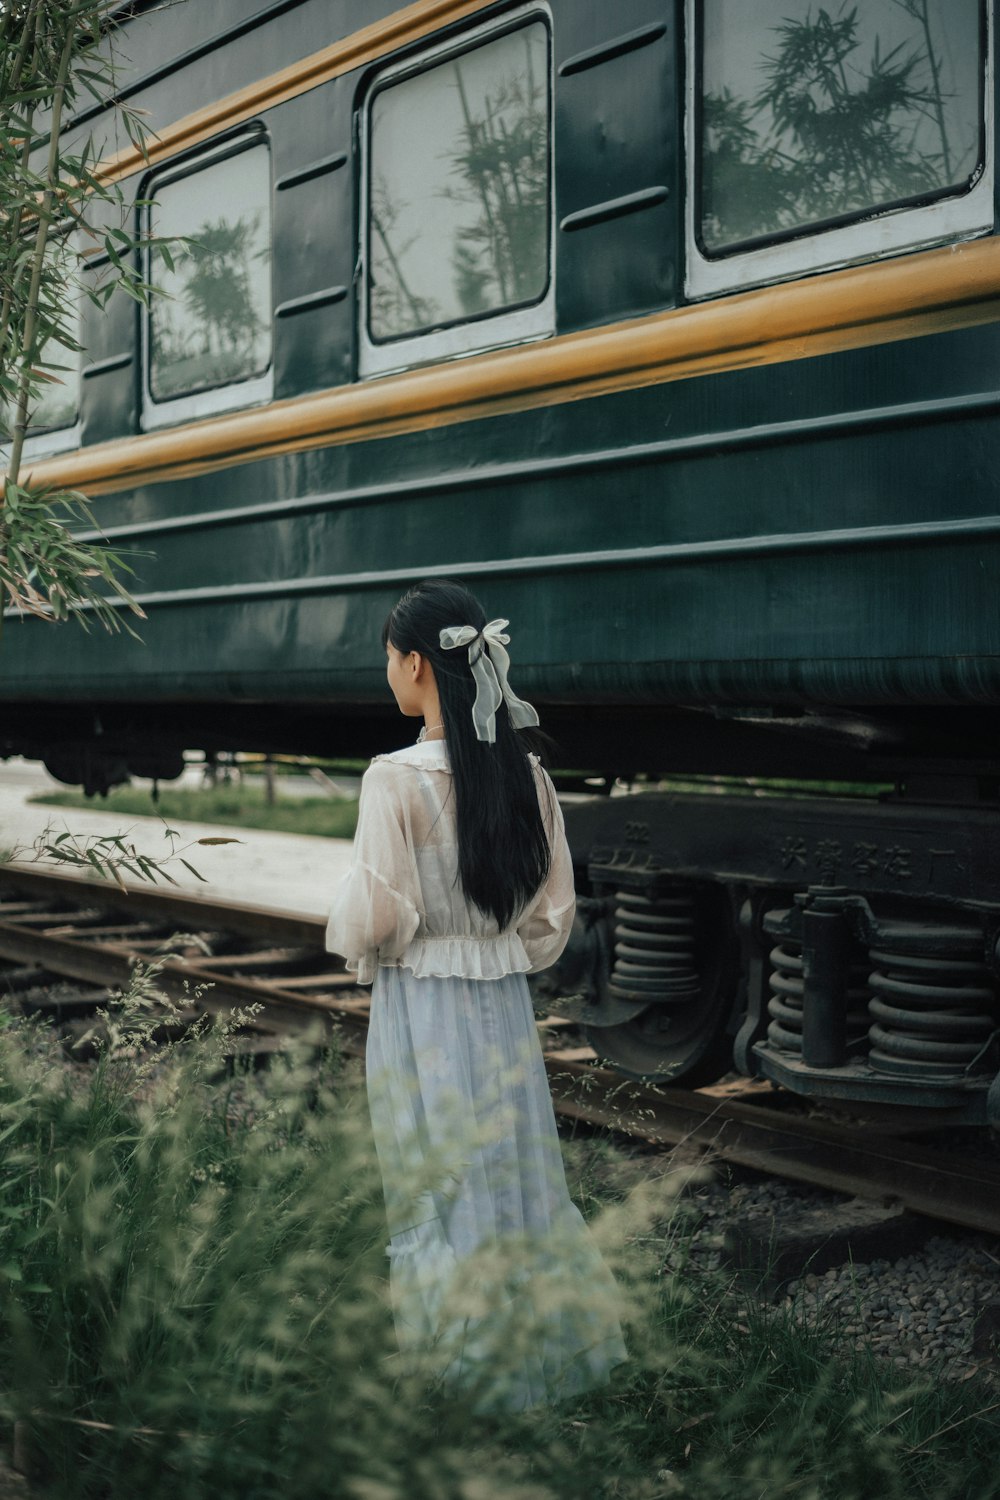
[680,1174,1000,1380]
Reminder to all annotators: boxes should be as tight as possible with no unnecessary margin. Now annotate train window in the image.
[360,8,553,378]
[0,235,81,460]
[143,135,272,428]
[686,0,993,299]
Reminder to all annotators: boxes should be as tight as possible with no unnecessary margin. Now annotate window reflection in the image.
[368,22,549,342]
[699,0,983,254]
[149,144,272,402]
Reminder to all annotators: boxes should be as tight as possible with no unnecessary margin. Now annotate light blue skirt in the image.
[366,964,628,1411]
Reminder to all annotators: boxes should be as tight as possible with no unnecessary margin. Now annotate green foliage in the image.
[31,782,362,839]
[0,995,407,1495]
[0,0,159,630]
[0,480,144,631]
[0,996,998,1497]
[9,816,239,888]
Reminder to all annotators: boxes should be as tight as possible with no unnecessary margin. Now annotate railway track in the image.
[1,865,998,1237]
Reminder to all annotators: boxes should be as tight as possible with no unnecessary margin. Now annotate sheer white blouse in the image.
[325,738,576,984]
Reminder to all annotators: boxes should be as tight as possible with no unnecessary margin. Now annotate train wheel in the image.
[582,883,741,1085]
[583,1000,735,1084]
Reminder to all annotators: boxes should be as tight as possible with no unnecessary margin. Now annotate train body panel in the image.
[8,318,1000,766]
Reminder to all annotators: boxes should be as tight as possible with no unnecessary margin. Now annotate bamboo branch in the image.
[0,0,44,378]
[5,14,77,490]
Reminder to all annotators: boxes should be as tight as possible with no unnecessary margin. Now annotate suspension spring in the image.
[868,923,999,1078]
[608,888,699,1005]
[764,923,870,1058]
[765,940,804,1054]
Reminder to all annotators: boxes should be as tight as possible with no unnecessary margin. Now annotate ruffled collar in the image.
[372,740,540,773]
[372,738,451,771]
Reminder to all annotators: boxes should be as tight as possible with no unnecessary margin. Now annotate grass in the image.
[30,782,360,839]
[0,979,999,1499]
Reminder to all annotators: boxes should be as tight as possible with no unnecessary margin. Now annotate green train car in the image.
[5,0,1000,1117]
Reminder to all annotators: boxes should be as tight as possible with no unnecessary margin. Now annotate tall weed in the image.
[0,983,997,1499]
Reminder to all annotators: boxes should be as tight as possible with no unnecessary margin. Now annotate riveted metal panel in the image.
[78,187,140,448]
[554,0,680,329]
[271,83,356,397]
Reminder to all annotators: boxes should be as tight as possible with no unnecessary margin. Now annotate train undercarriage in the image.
[547,781,1000,1125]
[7,697,1000,1121]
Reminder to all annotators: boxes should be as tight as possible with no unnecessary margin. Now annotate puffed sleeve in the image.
[516,764,576,974]
[325,761,421,983]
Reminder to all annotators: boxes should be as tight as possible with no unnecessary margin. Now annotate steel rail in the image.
[0,916,363,1030]
[543,1061,1000,1238]
[1,866,998,1236]
[0,866,325,946]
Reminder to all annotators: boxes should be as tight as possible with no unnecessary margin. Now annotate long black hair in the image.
[382,579,552,930]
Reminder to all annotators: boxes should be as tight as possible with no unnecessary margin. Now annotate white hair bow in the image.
[439,618,540,744]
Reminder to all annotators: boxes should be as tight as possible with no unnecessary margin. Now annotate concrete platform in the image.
[0,760,354,922]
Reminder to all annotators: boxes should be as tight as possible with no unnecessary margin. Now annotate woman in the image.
[326,579,626,1410]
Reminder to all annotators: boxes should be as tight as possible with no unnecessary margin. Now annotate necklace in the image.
[416,721,445,743]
